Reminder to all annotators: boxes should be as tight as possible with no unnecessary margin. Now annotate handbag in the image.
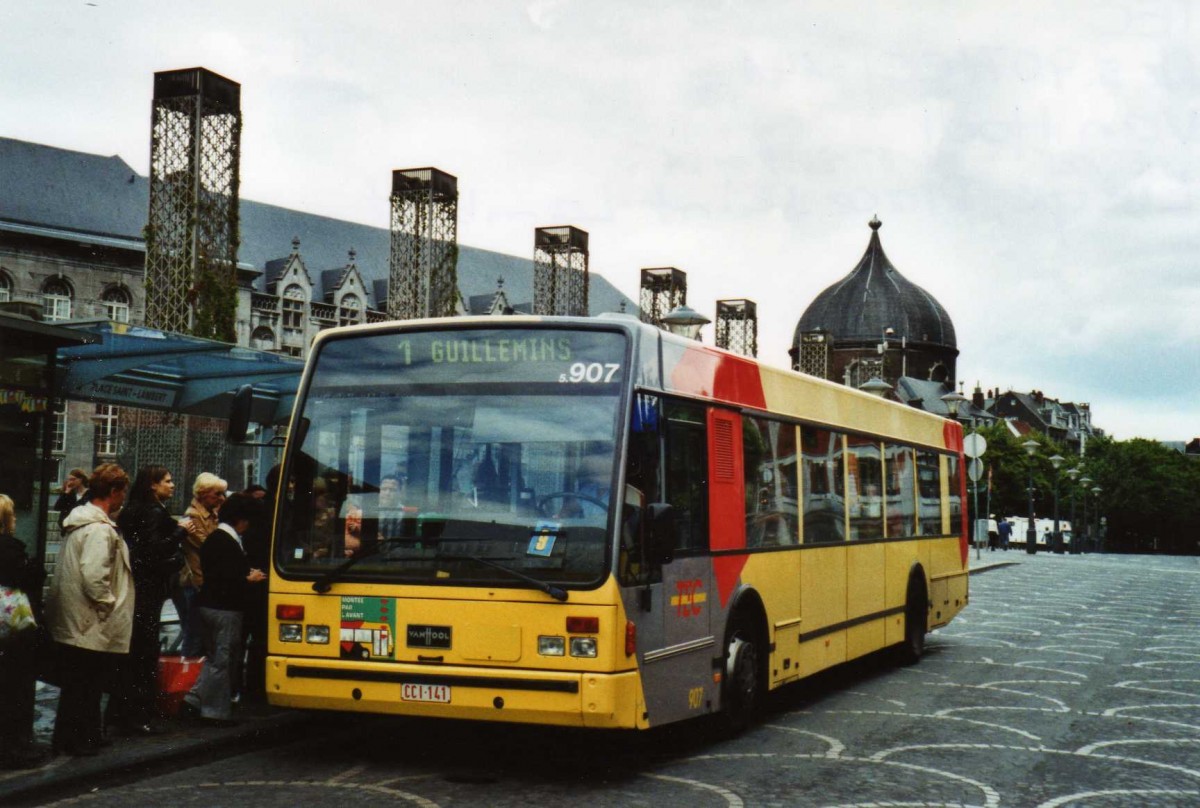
[0,584,37,641]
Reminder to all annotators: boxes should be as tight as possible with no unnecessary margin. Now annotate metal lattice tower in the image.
[388,168,459,320]
[533,226,589,316]
[639,268,687,327]
[145,68,242,340]
[795,330,832,378]
[715,299,758,357]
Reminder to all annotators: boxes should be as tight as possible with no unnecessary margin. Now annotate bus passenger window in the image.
[847,436,883,540]
[947,455,963,534]
[801,426,845,543]
[743,416,799,547]
[885,444,916,538]
[663,401,708,553]
[916,450,942,535]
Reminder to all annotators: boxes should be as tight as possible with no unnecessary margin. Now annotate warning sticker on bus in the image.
[340,596,396,661]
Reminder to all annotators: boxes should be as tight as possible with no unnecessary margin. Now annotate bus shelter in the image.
[0,310,95,564]
[2,315,303,579]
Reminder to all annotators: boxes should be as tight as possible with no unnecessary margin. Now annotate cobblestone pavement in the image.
[30,553,1200,808]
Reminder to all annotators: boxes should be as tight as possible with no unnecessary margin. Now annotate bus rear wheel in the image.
[898,578,927,665]
[720,622,762,732]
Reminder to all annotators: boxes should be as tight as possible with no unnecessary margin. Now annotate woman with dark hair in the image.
[107,465,184,735]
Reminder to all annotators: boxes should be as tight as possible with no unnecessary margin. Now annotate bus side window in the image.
[663,400,708,554]
[621,395,662,585]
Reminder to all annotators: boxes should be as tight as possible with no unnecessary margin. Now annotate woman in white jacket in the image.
[46,463,132,757]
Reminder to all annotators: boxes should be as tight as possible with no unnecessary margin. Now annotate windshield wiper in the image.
[311,537,422,593]
[436,553,568,602]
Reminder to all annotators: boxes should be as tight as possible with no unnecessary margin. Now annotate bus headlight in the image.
[306,625,330,644]
[538,635,565,656]
[279,623,303,643]
[569,637,598,658]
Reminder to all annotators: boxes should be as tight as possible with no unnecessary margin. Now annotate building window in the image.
[94,404,119,457]
[0,271,11,303]
[251,326,275,351]
[52,400,67,454]
[42,278,73,321]
[283,285,307,330]
[338,293,361,326]
[101,286,132,323]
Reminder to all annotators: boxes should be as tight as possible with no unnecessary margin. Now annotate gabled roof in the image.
[0,137,635,314]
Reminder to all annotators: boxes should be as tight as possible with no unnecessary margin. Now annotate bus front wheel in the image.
[720,621,762,732]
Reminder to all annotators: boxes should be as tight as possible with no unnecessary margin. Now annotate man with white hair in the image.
[174,472,227,657]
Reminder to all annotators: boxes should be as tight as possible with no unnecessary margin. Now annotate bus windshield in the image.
[275,326,627,590]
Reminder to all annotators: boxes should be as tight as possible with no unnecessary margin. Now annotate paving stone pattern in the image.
[32,553,1200,808]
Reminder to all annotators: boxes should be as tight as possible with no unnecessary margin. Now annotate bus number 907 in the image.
[560,363,620,384]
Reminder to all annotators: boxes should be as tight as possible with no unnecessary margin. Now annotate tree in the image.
[1081,437,1200,554]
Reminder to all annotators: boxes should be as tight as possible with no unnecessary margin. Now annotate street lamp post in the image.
[1022,439,1039,554]
[1091,485,1103,552]
[1079,475,1093,553]
[1066,467,1080,554]
[1049,454,1064,553]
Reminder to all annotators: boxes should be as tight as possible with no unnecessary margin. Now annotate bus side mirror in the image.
[646,503,677,565]
[227,384,253,443]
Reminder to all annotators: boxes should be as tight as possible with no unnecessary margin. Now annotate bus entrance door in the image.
[626,548,715,728]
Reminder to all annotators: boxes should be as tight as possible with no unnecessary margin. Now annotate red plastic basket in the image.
[156,656,204,717]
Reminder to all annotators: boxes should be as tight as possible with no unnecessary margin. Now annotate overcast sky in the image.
[3,1,1196,441]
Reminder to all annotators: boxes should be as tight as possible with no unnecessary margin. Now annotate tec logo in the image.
[670,579,707,617]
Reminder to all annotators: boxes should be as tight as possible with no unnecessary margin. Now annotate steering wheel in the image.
[536,492,608,518]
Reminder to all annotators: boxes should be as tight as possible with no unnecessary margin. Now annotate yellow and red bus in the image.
[265,314,968,730]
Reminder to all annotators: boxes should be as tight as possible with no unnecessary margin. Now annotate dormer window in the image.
[283,284,307,330]
[338,293,361,326]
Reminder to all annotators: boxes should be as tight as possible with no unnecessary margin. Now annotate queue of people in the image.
[0,464,270,769]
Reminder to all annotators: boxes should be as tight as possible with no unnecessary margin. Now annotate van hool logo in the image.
[406,624,452,649]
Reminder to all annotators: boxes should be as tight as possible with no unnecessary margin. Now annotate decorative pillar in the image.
[533,226,589,316]
[715,299,758,357]
[639,267,686,328]
[388,168,459,320]
[145,67,242,340]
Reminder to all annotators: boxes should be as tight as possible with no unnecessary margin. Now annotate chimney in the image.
[972,382,985,411]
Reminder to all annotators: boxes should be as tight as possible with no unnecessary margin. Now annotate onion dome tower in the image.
[790,217,957,390]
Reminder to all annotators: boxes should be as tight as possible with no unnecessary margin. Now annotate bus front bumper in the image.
[266,656,644,729]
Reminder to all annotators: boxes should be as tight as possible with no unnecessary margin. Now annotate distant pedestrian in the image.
[243,484,267,500]
[53,468,90,528]
[46,463,132,757]
[0,494,50,769]
[174,472,227,657]
[997,517,1013,551]
[107,465,185,735]
[182,494,266,725]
